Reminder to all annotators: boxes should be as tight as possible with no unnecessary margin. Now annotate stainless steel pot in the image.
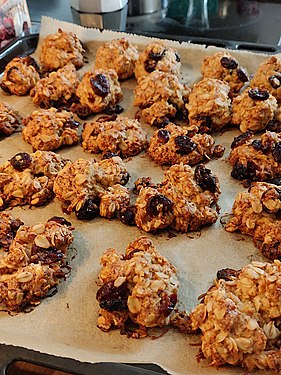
[128,0,162,15]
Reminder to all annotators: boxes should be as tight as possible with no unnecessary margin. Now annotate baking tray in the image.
[0,16,280,375]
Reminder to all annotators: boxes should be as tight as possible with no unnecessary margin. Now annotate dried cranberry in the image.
[217,268,240,281]
[196,115,212,128]
[0,82,11,94]
[144,49,166,73]
[102,151,119,160]
[248,88,269,101]
[268,75,281,89]
[118,206,136,226]
[6,66,19,81]
[96,114,117,122]
[146,194,174,217]
[133,177,156,194]
[104,104,124,115]
[47,216,72,227]
[31,244,64,264]
[251,139,263,151]
[152,117,170,128]
[25,56,40,72]
[90,74,110,97]
[272,142,281,162]
[194,164,218,193]
[64,119,80,129]
[231,130,253,149]
[157,129,170,143]
[75,198,99,220]
[220,57,238,70]
[231,161,256,181]
[213,144,225,158]
[266,119,281,133]
[160,293,178,317]
[10,152,32,171]
[237,67,249,82]
[175,135,196,154]
[96,280,129,311]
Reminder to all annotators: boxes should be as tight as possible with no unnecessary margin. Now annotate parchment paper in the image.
[0,16,280,375]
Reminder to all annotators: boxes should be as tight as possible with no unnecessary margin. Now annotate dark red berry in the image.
[237,67,248,82]
[231,130,253,149]
[47,217,72,227]
[268,75,281,89]
[251,139,262,151]
[157,129,170,143]
[266,119,281,133]
[272,142,281,162]
[231,161,256,181]
[248,88,269,101]
[146,194,174,217]
[90,74,110,97]
[96,280,129,311]
[102,151,119,160]
[175,135,197,154]
[217,268,240,281]
[64,119,80,129]
[194,165,218,193]
[160,292,178,317]
[118,206,136,226]
[76,198,99,220]
[220,57,238,70]
[104,104,124,115]
[10,152,32,171]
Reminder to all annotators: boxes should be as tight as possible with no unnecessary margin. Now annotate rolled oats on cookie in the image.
[22,108,80,151]
[0,101,21,137]
[39,28,84,72]
[94,38,139,80]
[0,56,40,96]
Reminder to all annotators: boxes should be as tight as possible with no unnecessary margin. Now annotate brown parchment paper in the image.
[0,16,280,375]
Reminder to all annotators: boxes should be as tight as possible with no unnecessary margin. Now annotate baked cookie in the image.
[232,88,278,133]
[82,116,147,158]
[30,63,79,109]
[73,69,123,116]
[250,56,281,103]
[148,123,225,166]
[134,41,181,82]
[0,101,21,137]
[39,28,84,72]
[96,236,180,337]
[225,181,281,260]
[0,212,23,251]
[0,56,40,96]
[22,108,80,151]
[94,38,139,80]
[186,78,232,132]
[131,163,220,232]
[53,156,130,219]
[0,151,68,209]
[190,260,281,371]
[134,70,190,127]
[201,51,249,95]
[230,131,281,182]
[0,216,74,311]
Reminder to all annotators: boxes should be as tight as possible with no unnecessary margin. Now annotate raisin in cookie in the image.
[148,123,224,166]
[134,41,181,82]
[134,70,190,127]
[53,156,130,219]
[96,236,181,337]
[30,63,79,109]
[39,28,84,72]
[0,212,23,251]
[82,116,147,158]
[0,101,21,137]
[250,56,281,103]
[201,51,249,95]
[232,88,278,133]
[190,260,281,371]
[0,151,67,209]
[230,131,281,182]
[186,78,232,132]
[0,56,40,96]
[94,38,139,80]
[131,163,220,232]
[22,108,80,151]
[225,181,281,260]
[73,69,123,116]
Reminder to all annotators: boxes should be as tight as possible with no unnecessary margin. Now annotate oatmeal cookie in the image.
[225,182,281,259]
[134,70,190,127]
[0,212,23,251]
[30,63,79,109]
[186,78,232,132]
[132,163,220,232]
[74,69,123,116]
[0,101,21,137]
[232,88,278,133]
[148,123,224,166]
[201,51,249,95]
[94,38,139,80]
[134,41,181,82]
[190,260,281,371]
[0,56,40,96]
[82,116,148,158]
[39,28,84,72]
[22,108,80,151]
[250,56,281,103]
[230,131,281,182]
[96,236,180,337]
[0,151,68,209]
[53,156,130,219]
[0,216,74,311]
